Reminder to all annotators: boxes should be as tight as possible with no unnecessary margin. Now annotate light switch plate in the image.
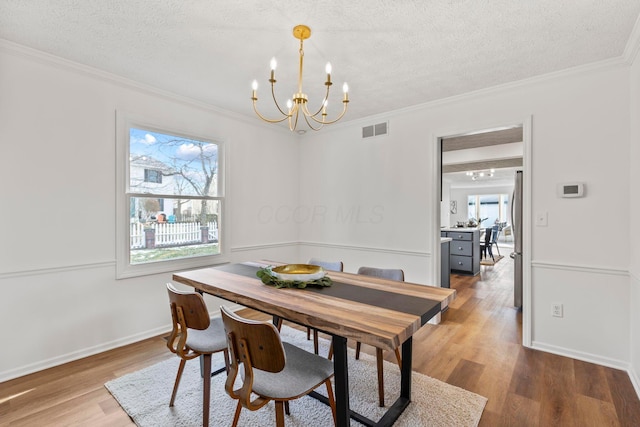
[535,212,548,227]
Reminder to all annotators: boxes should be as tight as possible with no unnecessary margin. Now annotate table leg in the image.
[332,335,350,427]
[376,338,412,426]
[272,315,283,330]
[199,356,227,379]
[400,337,412,399]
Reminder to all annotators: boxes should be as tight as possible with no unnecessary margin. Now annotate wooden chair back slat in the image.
[221,305,285,373]
[167,284,210,330]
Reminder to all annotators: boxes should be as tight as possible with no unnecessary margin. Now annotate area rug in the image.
[105,326,487,426]
[480,254,504,266]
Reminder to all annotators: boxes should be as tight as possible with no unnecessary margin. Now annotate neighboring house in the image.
[129,155,176,221]
[128,156,218,223]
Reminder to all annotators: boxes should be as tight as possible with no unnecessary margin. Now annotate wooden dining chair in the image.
[355,266,404,407]
[166,283,230,427]
[220,306,336,427]
[306,258,344,354]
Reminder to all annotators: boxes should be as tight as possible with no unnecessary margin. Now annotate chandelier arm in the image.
[302,111,324,131]
[270,82,292,117]
[320,102,349,125]
[306,85,331,118]
[252,100,290,123]
[300,102,316,120]
[307,100,349,125]
[288,104,302,132]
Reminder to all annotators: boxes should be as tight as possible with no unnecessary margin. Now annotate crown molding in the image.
[369,56,626,125]
[1,36,633,137]
[623,14,640,64]
[0,38,291,136]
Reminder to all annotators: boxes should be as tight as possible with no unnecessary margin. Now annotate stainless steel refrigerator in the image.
[511,170,523,308]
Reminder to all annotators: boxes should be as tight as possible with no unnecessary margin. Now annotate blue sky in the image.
[129,127,217,166]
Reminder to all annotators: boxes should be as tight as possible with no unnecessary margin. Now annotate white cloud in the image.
[177,143,217,159]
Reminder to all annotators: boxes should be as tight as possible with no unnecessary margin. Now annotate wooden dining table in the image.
[173,261,456,427]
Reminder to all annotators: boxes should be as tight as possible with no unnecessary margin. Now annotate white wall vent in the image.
[362,121,388,138]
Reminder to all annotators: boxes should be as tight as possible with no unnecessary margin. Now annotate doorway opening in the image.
[434,120,531,346]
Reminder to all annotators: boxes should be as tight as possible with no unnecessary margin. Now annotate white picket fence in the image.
[130,222,218,249]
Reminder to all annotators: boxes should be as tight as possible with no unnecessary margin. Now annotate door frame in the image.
[431,116,532,347]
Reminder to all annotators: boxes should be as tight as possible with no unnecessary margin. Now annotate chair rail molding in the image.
[531,260,629,277]
[0,260,115,279]
[299,240,431,258]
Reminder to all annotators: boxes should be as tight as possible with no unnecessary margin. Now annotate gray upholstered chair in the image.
[221,306,336,427]
[355,266,404,407]
[166,283,230,427]
[307,258,344,354]
[309,258,344,273]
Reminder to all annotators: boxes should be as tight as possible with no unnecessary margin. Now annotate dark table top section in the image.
[215,263,441,325]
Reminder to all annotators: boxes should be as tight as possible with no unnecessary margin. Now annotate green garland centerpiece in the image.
[257,265,333,289]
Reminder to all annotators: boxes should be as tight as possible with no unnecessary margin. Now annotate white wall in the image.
[1,39,637,387]
[298,63,632,368]
[629,43,640,391]
[296,122,436,283]
[0,44,299,381]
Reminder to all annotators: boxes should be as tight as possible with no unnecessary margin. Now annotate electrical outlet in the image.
[552,303,563,318]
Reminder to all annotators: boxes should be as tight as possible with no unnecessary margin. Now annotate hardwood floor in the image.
[2,252,640,426]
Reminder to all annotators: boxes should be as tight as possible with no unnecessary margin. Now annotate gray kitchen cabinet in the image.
[440,238,451,288]
[444,228,480,276]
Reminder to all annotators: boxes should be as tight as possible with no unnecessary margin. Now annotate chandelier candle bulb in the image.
[270,57,277,82]
[251,80,258,100]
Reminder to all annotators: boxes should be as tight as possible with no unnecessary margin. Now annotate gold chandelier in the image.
[251,25,349,132]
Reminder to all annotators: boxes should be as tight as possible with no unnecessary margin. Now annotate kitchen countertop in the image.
[441,227,481,232]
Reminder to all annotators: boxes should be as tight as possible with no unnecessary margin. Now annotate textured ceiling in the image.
[1,1,639,127]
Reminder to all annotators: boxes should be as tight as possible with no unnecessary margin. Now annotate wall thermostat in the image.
[559,182,585,198]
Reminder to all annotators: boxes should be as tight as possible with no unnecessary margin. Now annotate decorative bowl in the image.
[271,264,326,282]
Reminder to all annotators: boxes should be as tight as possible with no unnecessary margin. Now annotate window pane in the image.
[129,197,221,265]
[502,194,509,224]
[478,195,499,226]
[466,193,509,227]
[129,128,219,197]
[467,196,476,220]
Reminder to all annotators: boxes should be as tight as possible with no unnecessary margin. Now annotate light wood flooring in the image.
[2,250,640,426]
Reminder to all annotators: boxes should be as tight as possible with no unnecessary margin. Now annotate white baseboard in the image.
[530,340,640,402]
[630,365,640,401]
[0,324,170,383]
[531,341,629,371]
[1,306,246,383]
[532,340,640,400]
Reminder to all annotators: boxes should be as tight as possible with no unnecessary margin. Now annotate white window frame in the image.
[115,111,228,279]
